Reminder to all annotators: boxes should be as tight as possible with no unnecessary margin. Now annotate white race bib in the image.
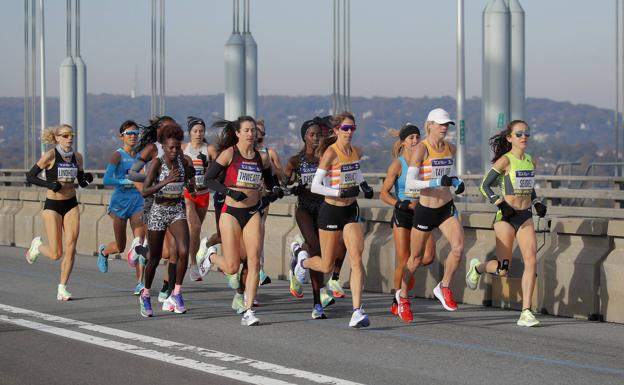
[515,170,535,191]
[161,182,184,198]
[57,162,77,183]
[300,165,317,186]
[430,158,454,178]
[237,162,262,189]
[340,162,359,189]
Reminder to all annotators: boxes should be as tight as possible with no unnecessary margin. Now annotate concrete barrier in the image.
[539,217,611,320]
[600,220,624,323]
[0,189,22,246]
[14,191,43,248]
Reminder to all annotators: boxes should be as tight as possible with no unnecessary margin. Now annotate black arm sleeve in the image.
[531,189,537,202]
[262,168,276,190]
[480,168,501,204]
[26,164,54,189]
[127,158,147,182]
[204,162,228,194]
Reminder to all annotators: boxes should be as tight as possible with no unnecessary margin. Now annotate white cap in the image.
[426,108,455,125]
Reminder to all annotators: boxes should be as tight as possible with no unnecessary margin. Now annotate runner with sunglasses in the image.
[25,124,93,300]
[183,116,217,282]
[400,108,466,321]
[471,120,546,327]
[98,120,146,295]
[291,112,374,328]
[379,124,436,321]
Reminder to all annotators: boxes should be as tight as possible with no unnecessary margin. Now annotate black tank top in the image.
[296,153,323,207]
[45,148,78,183]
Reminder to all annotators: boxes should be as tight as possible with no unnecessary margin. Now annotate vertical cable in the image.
[24,0,29,168]
[151,0,156,118]
[31,0,37,165]
[160,0,165,114]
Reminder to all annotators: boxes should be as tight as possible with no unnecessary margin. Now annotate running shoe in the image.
[57,285,72,301]
[162,295,175,312]
[433,282,458,311]
[517,309,540,327]
[25,236,42,264]
[138,254,147,266]
[189,265,202,282]
[288,270,304,298]
[327,278,345,298]
[158,289,171,303]
[225,272,240,289]
[127,237,141,267]
[197,245,216,277]
[465,258,481,290]
[311,304,327,319]
[293,233,305,247]
[232,292,245,314]
[320,288,335,308]
[97,244,108,273]
[135,244,148,260]
[290,242,307,284]
[259,269,271,286]
[391,299,398,316]
[241,309,260,326]
[171,293,187,314]
[348,307,370,328]
[396,291,413,322]
[133,282,145,295]
[140,293,153,317]
[196,237,209,261]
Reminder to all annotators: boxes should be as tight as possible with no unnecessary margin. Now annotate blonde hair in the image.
[386,128,404,158]
[41,124,73,145]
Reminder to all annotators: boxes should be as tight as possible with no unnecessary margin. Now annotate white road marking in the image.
[0,303,364,385]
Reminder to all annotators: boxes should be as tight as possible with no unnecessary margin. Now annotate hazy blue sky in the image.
[0,0,616,108]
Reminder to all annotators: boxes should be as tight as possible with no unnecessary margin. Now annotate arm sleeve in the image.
[404,167,434,191]
[26,164,54,189]
[103,164,124,186]
[310,168,340,197]
[262,167,276,190]
[127,158,147,182]
[354,167,365,184]
[203,162,228,194]
[479,168,501,204]
[531,189,537,202]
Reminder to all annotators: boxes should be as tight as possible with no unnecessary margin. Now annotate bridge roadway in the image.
[1,246,623,385]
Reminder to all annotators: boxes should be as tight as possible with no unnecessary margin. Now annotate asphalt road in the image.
[1,245,623,385]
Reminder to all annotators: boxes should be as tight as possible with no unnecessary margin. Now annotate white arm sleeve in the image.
[311,168,340,197]
[405,166,433,191]
[354,167,365,184]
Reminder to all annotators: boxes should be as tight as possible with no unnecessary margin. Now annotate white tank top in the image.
[183,143,210,194]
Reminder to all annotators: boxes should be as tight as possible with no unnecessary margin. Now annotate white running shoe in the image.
[196,237,209,261]
[241,309,260,326]
[57,284,72,301]
[189,265,202,282]
[290,242,308,284]
[127,237,141,267]
[162,295,175,312]
[197,245,217,277]
[25,236,42,264]
[349,307,370,328]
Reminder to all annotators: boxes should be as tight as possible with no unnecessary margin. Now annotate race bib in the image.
[161,182,184,198]
[300,165,317,186]
[340,162,360,189]
[404,187,420,199]
[430,158,454,178]
[237,162,262,189]
[57,162,77,183]
[515,170,535,193]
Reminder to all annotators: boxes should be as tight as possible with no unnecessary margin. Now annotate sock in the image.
[167,263,177,292]
[161,281,169,293]
[313,289,321,305]
[173,284,182,296]
[331,272,340,281]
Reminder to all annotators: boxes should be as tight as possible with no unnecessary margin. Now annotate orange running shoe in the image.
[398,297,413,322]
[433,282,458,311]
[391,301,398,316]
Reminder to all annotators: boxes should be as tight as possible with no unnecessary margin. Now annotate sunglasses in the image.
[514,131,531,138]
[339,124,357,132]
[123,130,140,136]
[57,133,74,139]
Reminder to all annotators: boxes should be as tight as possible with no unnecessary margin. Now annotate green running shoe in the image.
[225,272,240,289]
[289,270,303,298]
[327,278,345,298]
[311,304,327,319]
[465,258,482,290]
[25,236,42,264]
[517,309,540,327]
[320,287,335,308]
[231,292,245,314]
[57,285,72,301]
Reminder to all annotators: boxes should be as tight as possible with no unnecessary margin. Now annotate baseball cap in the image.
[426,108,455,125]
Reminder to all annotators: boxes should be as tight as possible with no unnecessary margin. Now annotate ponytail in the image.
[212,115,256,153]
[41,124,72,145]
[317,111,355,157]
[489,119,527,163]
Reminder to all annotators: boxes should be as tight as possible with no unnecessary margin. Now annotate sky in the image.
[0,0,617,109]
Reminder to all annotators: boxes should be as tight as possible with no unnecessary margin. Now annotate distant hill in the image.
[0,94,617,174]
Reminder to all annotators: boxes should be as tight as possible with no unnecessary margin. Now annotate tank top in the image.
[46,148,78,184]
[419,139,455,181]
[327,143,361,189]
[183,143,210,194]
[296,153,323,205]
[114,148,139,191]
[223,146,263,190]
[155,155,185,199]
[501,152,534,197]
[394,155,419,201]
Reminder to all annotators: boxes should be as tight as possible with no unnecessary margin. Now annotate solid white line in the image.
[0,315,291,385]
[0,303,364,385]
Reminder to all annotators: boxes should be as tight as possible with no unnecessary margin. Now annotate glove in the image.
[50,181,63,192]
[268,186,285,202]
[197,152,209,168]
[497,200,516,219]
[289,183,307,196]
[339,185,360,198]
[226,188,248,202]
[533,199,547,218]
[360,181,374,199]
[394,200,412,212]
[450,176,465,195]
[429,175,453,188]
[78,172,93,188]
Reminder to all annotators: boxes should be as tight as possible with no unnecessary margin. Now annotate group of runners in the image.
[24,107,546,328]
